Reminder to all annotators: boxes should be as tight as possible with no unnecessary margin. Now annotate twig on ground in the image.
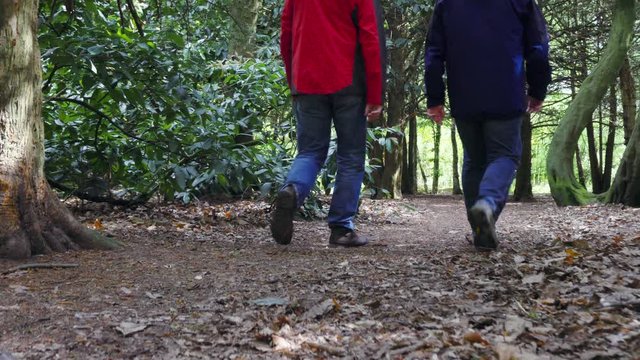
[303,342,345,356]
[600,301,640,310]
[388,340,433,356]
[514,299,529,315]
[2,263,79,275]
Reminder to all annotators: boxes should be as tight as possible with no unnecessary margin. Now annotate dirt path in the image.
[1,196,639,359]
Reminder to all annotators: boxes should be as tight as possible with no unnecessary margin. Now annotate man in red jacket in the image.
[271,0,385,247]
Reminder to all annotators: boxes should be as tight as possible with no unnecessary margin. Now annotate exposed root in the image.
[1,263,79,275]
[0,183,121,259]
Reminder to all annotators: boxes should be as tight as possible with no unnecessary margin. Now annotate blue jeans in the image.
[285,94,367,230]
[456,116,523,224]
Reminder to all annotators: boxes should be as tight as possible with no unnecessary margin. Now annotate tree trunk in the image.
[378,7,406,199]
[514,113,534,201]
[451,122,462,195]
[418,152,429,194]
[576,147,587,188]
[402,112,418,195]
[602,84,617,190]
[570,50,587,189]
[586,115,604,192]
[369,131,385,198]
[431,124,441,194]
[606,102,640,206]
[546,0,635,206]
[619,56,636,145]
[228,0,261,146]
[228,0,261,57]
[0,0,119,259]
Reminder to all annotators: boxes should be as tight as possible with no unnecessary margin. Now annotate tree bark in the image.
[228,0,261,57]
[586,114,603,192]
[417,151,429,194]
[546,0,635,206]
[602,84,617,190]
[451,122,462,195]
[0,0,119,258]
[619,56,636,145]
[606,99,640,206]
[402,112,418,195]
[378,7,406,199]
[431,124,441,194]
[576,147,587,188]
[514,113,534,201]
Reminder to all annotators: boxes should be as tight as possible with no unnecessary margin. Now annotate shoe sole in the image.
[470,206,498,251]
[328,241,369,248]
[270,190,296,245]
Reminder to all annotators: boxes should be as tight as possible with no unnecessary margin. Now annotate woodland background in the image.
[37,0,640,210]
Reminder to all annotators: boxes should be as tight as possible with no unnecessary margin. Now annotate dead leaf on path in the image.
[612,235,624,247]
[272,335,298,352]
[145,292,162,300]
[302,299,337,321]
[93,219,103,230]
[222,315,243,325]
[115,322,147,336]
[119,287,133,296]
[522,273,545,284]
[0,351,16,360]
[9,285,29,294]
[504,315,531,342]
[565,249,580,265]
[463,332,490,346]
[250,297,289,307]
[255,327,273,343]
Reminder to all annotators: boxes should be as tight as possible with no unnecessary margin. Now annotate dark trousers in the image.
[456,116,523,226]
[284,94,367,230]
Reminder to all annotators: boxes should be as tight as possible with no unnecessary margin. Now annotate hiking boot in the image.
[469,199,499,251]
[329,227,369,247]
[270,185,297,245]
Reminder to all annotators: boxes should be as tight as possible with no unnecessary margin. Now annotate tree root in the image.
[0,185,121,259]
[2,263,79,275]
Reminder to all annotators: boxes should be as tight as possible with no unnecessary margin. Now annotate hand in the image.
[427,105,445,125]
[365,104,383,123]
[527,97,544,113]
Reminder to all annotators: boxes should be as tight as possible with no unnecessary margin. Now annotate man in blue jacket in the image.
[425,0,552,250]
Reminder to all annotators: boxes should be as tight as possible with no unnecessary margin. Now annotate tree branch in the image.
[125,0,145,36]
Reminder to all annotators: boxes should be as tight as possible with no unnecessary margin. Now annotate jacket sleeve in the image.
[424,0,446,109]
[280,0,294,87]
[356,0,385,105]
[523,0,552,101]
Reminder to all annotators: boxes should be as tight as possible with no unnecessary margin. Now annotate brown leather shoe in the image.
[329,228,368,247]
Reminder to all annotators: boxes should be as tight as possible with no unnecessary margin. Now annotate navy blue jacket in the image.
[425,0,552,120]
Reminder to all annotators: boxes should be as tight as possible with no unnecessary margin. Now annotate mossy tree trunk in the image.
[619,56,636,145]
[546,0,635,206]
[228,0,261,57]
[0,0,119,259]
[606,102,640,206]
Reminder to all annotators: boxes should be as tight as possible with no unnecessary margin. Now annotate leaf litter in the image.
[0,195,638,359]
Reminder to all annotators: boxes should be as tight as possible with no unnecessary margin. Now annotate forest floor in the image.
[1,195,639,359]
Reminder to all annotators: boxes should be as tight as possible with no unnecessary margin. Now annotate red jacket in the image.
[280,0,385,105]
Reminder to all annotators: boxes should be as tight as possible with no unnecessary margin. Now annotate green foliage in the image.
[40,0,294,203]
